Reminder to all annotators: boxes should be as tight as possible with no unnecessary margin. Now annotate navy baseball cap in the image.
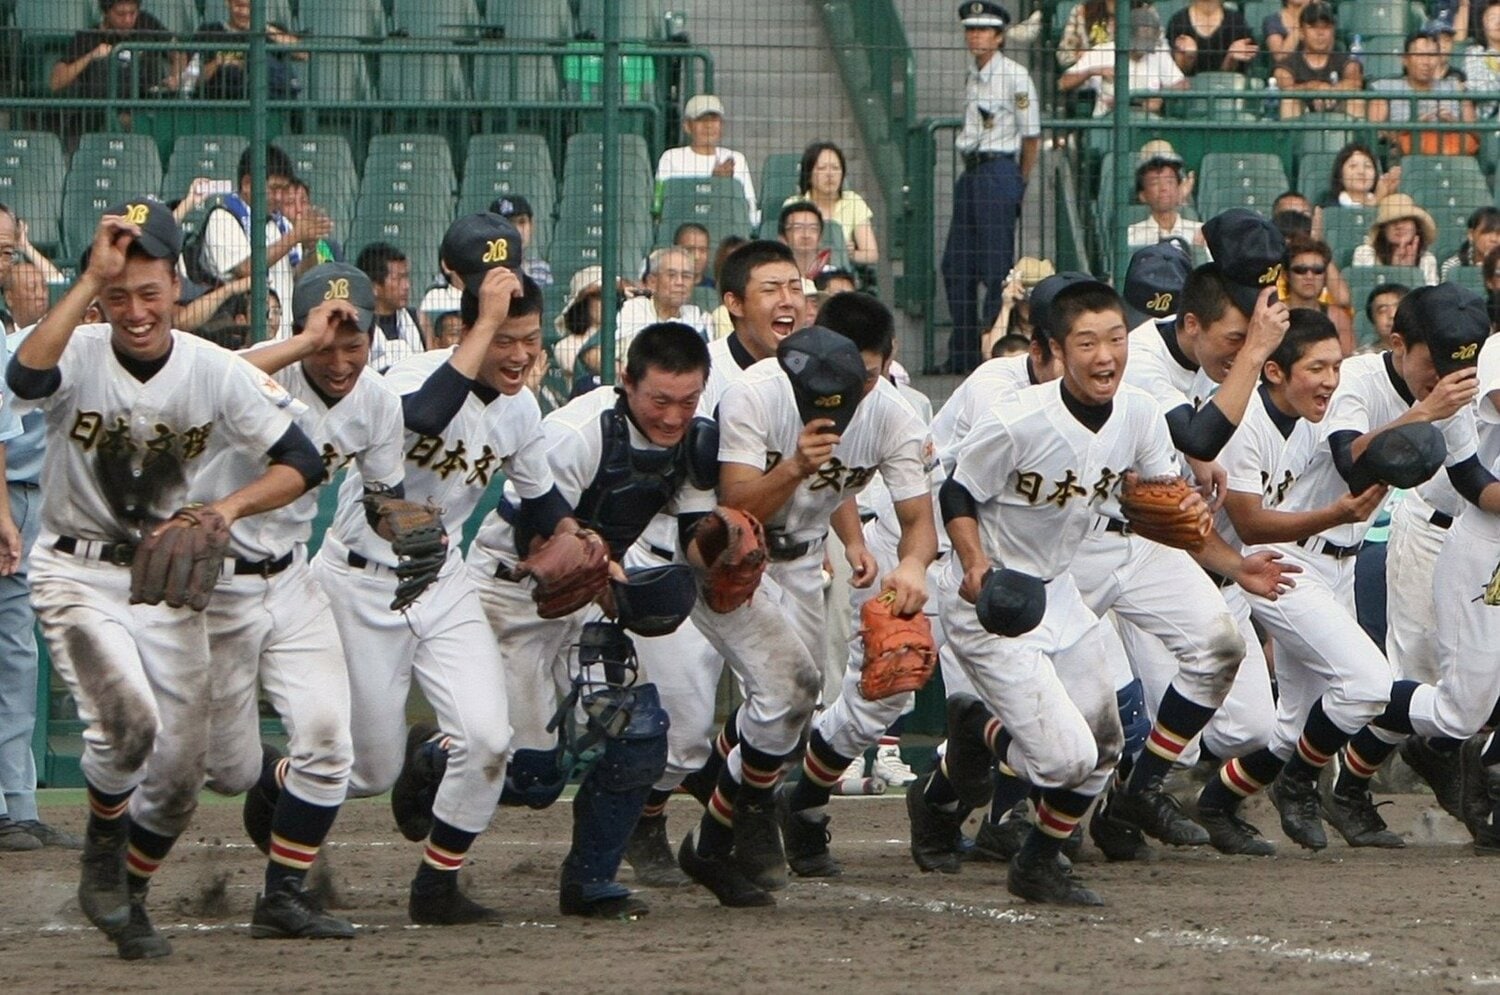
[489,195,533,220]
[1030,271,1115,341]
[105,197,182,260]
[1398,283,1489,377]
[1202,208,1286,318]
[777,324,868,435]
[958,0,1010,29]
[292,262,376,334]
[1124,241,1192,324]
[440,211,524,290]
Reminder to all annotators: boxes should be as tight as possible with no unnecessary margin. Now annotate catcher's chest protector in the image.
[574,402,689,558]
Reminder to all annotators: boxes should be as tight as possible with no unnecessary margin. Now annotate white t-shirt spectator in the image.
[1070,42,1184,116]
[1127,214,1208,255]
[615,295,709,348]
[202,204,294,338]
[655,146,759,229]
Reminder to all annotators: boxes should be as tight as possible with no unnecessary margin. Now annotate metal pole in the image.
[598,8,621,385]
[1110,4,1131,286]
[249,0,268,343]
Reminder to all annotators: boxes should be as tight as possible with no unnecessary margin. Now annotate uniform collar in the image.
[1156,318,1199,374]
[1382,351,1415,406]
[726,332,757,370]
[1258,382,1299,439]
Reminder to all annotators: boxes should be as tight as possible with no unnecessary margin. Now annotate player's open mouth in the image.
[772,315,797,337]
[326,373,355,392]
[498,365,527,384]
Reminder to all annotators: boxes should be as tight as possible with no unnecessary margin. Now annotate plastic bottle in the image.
[181,53,201,97]
[1263,76,1278,118]
[1351,34,1364,66]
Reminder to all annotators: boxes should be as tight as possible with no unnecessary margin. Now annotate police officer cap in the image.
[292,262,376,334]
[1202,209,1286,319]
[975,568,1046,638]
[1124,241,1192,322]
[1396,283,1489,378]
[777,324,868,436]
[1358,422,1447,490]
[440,211,525,291]
[959,1,1011,29]
[1029,271,1116,342]
[104,197,182,260]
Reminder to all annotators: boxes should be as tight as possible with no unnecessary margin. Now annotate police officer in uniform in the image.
[943,2,1041,374]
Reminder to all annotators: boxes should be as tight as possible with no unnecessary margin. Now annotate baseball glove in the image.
[1119,471,1212,552]
[858,591,938,700]
[514,529,610,619]
[129,505,232,611]
[364,493,447,612]
[692,506,768,613]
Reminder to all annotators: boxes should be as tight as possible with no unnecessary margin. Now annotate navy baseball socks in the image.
[777,731,852,878]
[1009,789,1103,906]
[1111,686,1212,846]
[624,790,690,888]
[677,750,777,907]
[408,818,498,925]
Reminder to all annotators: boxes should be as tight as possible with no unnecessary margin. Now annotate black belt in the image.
[766,531,820,562]
[1298,536,1364,560]
[1205,570,1235,589]
[1430,510,1454,529]
[234,551,294,577]
[963,151,1016,170]
[348,551,378,570]
[1104,518,1132,535]
[859,511,877,525]
[54,535,135,567]
[646,543,673,561]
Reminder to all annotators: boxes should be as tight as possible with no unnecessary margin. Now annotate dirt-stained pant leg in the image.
[943,573,1122,796]
[1384,496,1445,684]
[1411,517,1500,739]
[470,566,579,754]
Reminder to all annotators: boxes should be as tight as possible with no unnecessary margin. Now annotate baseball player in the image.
[1195,284,1487,851]
[6,200,323,959]
[924,277,1182,905]
[775,293,941,878]
[681,322,935,907]
[185,263,405,939]
[312,213,571,925]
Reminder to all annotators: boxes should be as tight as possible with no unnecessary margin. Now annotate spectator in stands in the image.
[1370,31,1478,155]
[1060,5,1185,118]
[1463,2,1500,119]
[992,333,1030,358]
[814,267,858,298]
[50,0,183,99]
[1281,233,1353,352]
[193,0,304,100]
[790,141,879,270]
[1056,0,1117,69]
[553,266,603,377]
[655,95,758,228]
[1126,143,1207,251]
[1272,189,1353,310]
[707,235,748,340]
[1167,0,1257,76]
[1485,245,1500,291]
[201,145,327,337]
[1441,205,1500,279]
[1363,282,1409,351]
[1262,0,1310,61]
[777,201,832,280]
[418,262,461,344]
[983,255,1052,358]
[3,263,49,333]
[1426,19,1468,81]
[1353,194,1441,284]
[616,247,709,344]
[431,311,462,350]
[673,222,713,287]
[1322,142,1401,207]
[174,273,250,333]
[490,195,553,288]
[285,179,341,264]
[357,242,425,372]
[1272,2,1363,118]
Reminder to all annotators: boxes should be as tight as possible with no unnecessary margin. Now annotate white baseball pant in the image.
[1383,494,1447,683]
[1409,513,1500,739]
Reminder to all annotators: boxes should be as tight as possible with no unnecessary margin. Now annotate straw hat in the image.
[1369,193,1437,246]
[554,265,603,336]
[1013,256,1056,288]
[1137,139,1184,169]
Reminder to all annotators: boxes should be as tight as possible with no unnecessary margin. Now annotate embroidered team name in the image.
[813,394,842,408]
[1453,343,1479,363]
[764,451,875,493]
[408,435,500,485]
[321,443,355,473]
[122,203,150,225]
[324,278,351,301]
[1258,263,1283,287]
[1147,291,1173,314]
[1015,467,1120,507]
[69,412,213,462]
[1261,468,1295,507]
[482,238,510,264]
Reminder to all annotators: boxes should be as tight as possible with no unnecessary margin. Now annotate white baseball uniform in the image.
[1384,471,1462,684]
[943,380,1177,793]
[313,346,556,834]
[195,358,404,810]
[18,326,299,837]
[931,352,1032,467]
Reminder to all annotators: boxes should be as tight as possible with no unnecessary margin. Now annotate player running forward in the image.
[6,201,323,959]
[1193,309,1386,854]
[775,293,943,878]
[313,213,580,925]
[680,323,936,907]
[183,263,404,939]
[1197,284,1490,851]
[926,277,1186,905]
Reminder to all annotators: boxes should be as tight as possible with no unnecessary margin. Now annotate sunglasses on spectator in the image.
[1289,264,1326,275]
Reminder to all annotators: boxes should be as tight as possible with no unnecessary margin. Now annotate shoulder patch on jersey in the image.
[923,437,939,473]
[1016,91,1030,110]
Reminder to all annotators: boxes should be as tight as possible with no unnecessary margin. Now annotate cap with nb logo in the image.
[105,197,182,260]
[292,262,376,334]
[440,211,525,291]
[777,324,869,436]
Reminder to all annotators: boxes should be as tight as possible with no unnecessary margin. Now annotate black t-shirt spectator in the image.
[62,13,174,97]
[1283,48,1356,86]
[1166,7,1253,76]
[193,21,300,98]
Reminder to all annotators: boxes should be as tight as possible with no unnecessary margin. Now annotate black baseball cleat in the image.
[78,825,131,934]
[1322,776,1405,849]
[1195,800,1276,856]
[732,798,787,891]
[1006,852,1104,907]
[251,880,357,939]
[114,892,172,961]
[1399,737,1464,822]
[408,874,500,926]
[968,810,1031,863]
[905,771,967,874]
[623,814,690,888]
[1088,792,1155,862]
[392,723,444,843]
[243,743,283,855]
[15,819,83,849]
[943,695,998,809]
[1269,769,1328,851]
[775,783,842,878]
[1459,736,1493,840]
[677,832,775,908]
[1109,776,1210,846]
[559,884,650,920]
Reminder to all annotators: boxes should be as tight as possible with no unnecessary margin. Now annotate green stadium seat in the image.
[1401,155,1491,205]
[483,0,572,37]
[300,0,387,39]
[656,176,751,250]
[1345,264,1426,346]
[144,0,202,36]
[549,220,651,296]
[364,135,457,197]
[691,285,719,312]
[13,0,93,36]
[1196,152,1287,219]
[758,152,802,235]
[820,220,852,274]
[299,0,383,103]
[62,143,165,260]
[160,134,249,201]
[1354,34,1407,82]
[1341,1,1419,42]
[473,0,571,103]
[347,215,449,279]
[381,0,478,103]
[1322,204,1378,266]
[303,53,375,103]
[1427,201,1487,261]
[1445,264,1487,297]
[1297,151,1338,204]
[204,0,295,30]
[565,133,652,176]
[1291,113,1368,158]
[577,0,662,40]
[458,135,556,228]
[0,131,65,251]
[1172,72,1247,121]
[274,133,358,228]
[390,0,479,37]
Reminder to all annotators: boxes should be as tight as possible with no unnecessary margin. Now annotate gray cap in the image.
[777,324,868,435]
[292,262,376,333]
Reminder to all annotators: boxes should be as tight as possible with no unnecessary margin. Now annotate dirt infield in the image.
[1,790,1497,995]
